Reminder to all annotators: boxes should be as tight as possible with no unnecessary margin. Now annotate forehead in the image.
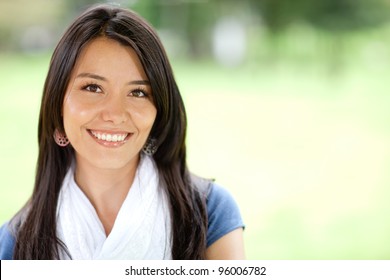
[71,37,147,80]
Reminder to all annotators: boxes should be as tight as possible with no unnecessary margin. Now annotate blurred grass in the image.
[0,53,48,223]
[0,43,390,259]
[180,58,390,259]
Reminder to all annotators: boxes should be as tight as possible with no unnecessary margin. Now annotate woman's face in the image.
[63,37,157,171]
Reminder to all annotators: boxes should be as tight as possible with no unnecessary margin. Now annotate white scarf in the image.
[56,155,172,259]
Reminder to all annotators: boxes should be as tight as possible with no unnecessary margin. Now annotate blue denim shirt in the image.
[0,183,243,259]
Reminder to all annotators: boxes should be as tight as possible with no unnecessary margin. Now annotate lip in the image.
[87,129,132,147]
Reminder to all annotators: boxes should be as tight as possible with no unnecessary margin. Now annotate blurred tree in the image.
[249,0,311,65]
[303,0,390,73]
[185,0,217,58]
[253,0,390,34]
[252,0,309,34]
[304,0,390,31]
[63,0,105,12]
[251,0,390,70]
[132,0,218,59]
[0,0,68,52]
[129,0,162,28]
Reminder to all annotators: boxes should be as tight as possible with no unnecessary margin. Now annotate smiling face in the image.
[63,37,157,171]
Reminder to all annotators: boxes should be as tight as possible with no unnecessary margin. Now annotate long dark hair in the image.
[12,4,207,260]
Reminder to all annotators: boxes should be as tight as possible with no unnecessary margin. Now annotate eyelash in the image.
[81,83,150,98]
[81,82,102,93]
[130,87,149,98]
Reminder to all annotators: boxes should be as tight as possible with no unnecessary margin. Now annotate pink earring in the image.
[53,129,69,147]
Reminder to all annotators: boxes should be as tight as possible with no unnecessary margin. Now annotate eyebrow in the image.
[76,72,150,86]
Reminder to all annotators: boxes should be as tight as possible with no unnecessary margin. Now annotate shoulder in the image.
[206,183,244,247]
[0,222,15,260]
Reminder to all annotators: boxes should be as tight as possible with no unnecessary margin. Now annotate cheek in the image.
[132,105,157,132]
[62,95,95,137]
[63,94,95,123]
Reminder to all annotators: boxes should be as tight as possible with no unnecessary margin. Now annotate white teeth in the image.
[90,131,128,142]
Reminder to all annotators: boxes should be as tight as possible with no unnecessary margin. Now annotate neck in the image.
[73,155,140,236]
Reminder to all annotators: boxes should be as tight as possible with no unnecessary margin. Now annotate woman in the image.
[0,4,244,260]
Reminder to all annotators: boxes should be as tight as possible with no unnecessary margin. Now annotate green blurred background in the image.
[1,0,390,259]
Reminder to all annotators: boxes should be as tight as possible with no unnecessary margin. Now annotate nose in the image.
[101,94,129,125]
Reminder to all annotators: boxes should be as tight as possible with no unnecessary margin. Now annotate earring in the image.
[142,137,158,155]
[53,129,69,147]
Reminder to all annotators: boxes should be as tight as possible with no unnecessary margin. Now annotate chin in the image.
[93,158,137,170]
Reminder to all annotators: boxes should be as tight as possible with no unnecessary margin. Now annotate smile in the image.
[89,130,130,144]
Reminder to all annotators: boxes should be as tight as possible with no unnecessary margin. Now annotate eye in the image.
[83,84,102,93]
[129,88,148,98]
